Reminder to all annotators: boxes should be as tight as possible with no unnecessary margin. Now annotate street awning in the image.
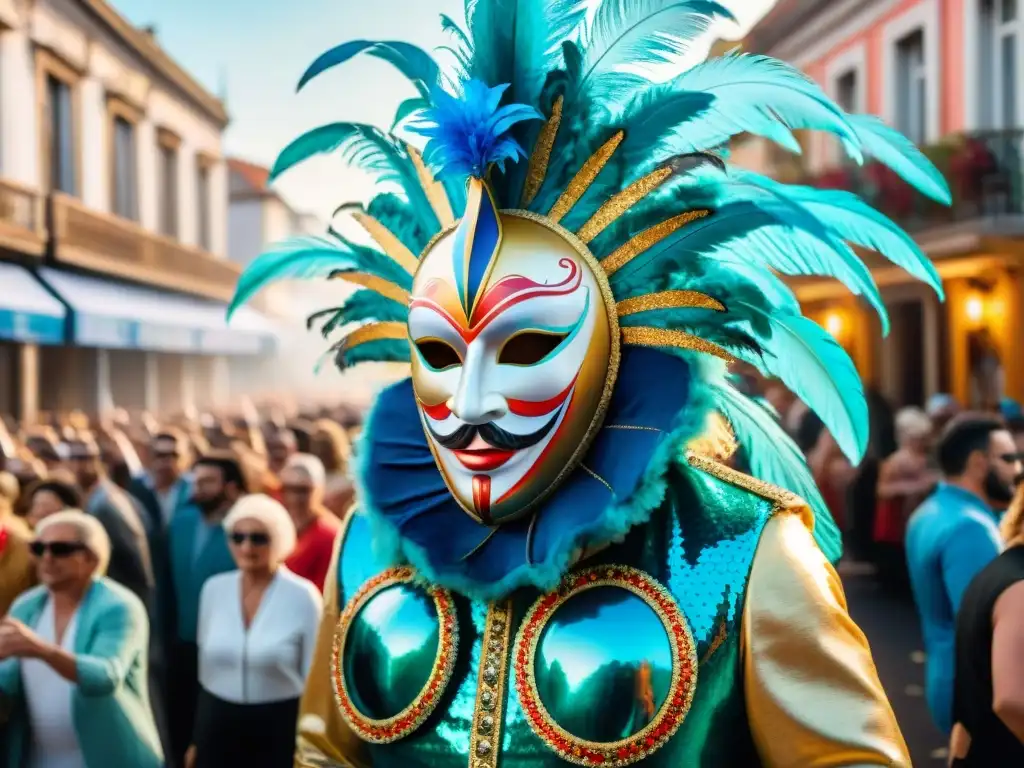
[38,268,278,355]
[0,263,66,344]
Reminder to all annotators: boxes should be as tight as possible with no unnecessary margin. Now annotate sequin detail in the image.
[469,600,514,768]
[331,567,458,743]
[514,566,698,766]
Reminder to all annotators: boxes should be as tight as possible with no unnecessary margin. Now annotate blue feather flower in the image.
[408,79,542,180]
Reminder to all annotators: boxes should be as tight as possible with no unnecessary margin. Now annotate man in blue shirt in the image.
[906,413,1022,735]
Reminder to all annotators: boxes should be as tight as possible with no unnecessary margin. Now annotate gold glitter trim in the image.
[581,464,613,493]
[331,567,458,744]
[350,210,419,275]
[601,210,711,276]
[514,566,698,766]
[520,96,564,208]
[603,424,663,432]
[621,327,733,362]
[330,271,410,305]
[615,290,725,318]
[406,143,456,227]
[701,620,728,665]
[468,600,513,768]
[686,412,738,462]
[546,131,625,224]
[686,452,803,510]
[339,322,408,353]
[576,167,673,244]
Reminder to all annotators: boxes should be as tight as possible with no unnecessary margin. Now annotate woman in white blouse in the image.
[187,494,322,768]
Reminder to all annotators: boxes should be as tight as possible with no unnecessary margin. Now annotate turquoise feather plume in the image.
[714,384,842,562]
[232,0,951,550]
[227,235,412,320]
[296,40,439,98]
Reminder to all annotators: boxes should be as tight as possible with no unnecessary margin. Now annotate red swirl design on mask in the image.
[410,259,582,343]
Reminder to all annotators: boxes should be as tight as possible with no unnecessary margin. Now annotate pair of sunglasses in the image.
[230,532,271,547]
[30,541,87,558]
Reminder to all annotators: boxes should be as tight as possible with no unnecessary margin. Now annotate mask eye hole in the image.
[415,339,462,371]
[498,332,568,366]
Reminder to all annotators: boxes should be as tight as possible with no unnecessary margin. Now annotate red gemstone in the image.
[645,737,655,748]
[617,747,630,759]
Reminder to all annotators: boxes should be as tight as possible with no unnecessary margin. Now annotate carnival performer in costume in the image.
[230,2,951,765]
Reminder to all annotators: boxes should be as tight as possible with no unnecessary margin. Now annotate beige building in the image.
[0,0,277,424]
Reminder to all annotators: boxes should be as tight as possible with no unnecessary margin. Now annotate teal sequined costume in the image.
[230,2,944,765]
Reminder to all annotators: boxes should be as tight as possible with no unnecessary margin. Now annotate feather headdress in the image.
[230,0,948,565]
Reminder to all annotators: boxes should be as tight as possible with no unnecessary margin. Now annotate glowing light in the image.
[824,311,844,339]
[965,296,985,325]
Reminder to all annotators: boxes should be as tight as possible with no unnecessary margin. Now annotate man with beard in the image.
[906,413,1023,736]
[66,437,153,606]
[162,451,245,767]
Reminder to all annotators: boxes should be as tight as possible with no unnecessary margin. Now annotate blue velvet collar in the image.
[354,347,703,600]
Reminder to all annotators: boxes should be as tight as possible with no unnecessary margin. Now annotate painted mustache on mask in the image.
[427,410,561,452]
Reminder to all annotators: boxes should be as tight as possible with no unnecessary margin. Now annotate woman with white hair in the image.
[187,494,322,768]
[875,406,941,589]
[0,509,163,767]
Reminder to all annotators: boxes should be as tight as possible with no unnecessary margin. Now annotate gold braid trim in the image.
[616,290,724,318]
[406,143,456,227]
[576,166,673,243]
[547,131,625,224]
[520,96,564,208]
[621,327,733,362]
[601,209,710,276]
[468,600,513,767]
[350,211,419,275]
[330,272,410,305]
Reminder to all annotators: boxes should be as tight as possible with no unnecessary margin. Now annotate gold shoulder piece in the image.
[405,144,456,228]
[350,211,419,276]
[686,452,809,522]
[685,411,737,462]
[520,96,564,208]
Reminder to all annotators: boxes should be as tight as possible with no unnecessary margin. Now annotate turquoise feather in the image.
[296,40,439,98]
[714,384,843,562]
[731,169,944,296]
[227,235,413,321]
[632,53,861,169]
[579,1,735,95]
[729,302,868,462]
[334,337,411,370]
[312,288,409,339]
[843,113,952,204]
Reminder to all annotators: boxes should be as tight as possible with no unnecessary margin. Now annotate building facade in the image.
[0,0,276,425]
[737,0,1024,410]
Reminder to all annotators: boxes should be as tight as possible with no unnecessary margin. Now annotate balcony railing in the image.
[0,179,45,255]
[49,193,240,301]
[800,130,1024,234]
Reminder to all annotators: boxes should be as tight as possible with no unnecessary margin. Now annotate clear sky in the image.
[113,0,778,220]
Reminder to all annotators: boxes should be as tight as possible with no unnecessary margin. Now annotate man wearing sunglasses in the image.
[0,510,163,767]
[906,413,1024,737]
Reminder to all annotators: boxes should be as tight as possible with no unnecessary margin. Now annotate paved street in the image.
[841,563,948,765]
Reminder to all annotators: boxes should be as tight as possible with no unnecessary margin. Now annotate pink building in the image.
[737,0,1024,411]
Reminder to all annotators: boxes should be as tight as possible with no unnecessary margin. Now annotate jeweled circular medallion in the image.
[513,565,698,766]
[331,566,458,743]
